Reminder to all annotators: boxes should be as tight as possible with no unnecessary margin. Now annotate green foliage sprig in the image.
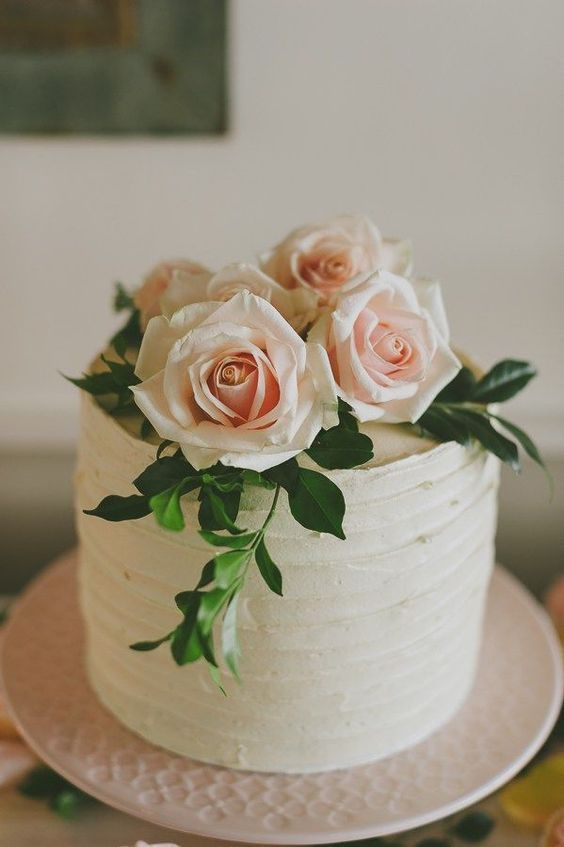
[110,282,142,359]
[418,359,548,480]
[19,765,95,820]
[64,354,140,417]
[84,400,373,686]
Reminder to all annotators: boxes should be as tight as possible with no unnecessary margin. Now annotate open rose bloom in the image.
[309,270,460,423]
[134,259,211,329]
[261,214,412,305]
[133,290,337,471]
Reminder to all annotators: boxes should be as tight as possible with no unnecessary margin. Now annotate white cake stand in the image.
[1,551,562,846]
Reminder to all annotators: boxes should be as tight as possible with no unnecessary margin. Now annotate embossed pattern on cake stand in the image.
[1,551,562,845]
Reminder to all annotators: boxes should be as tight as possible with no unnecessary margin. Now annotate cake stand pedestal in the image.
[1,551,562,845]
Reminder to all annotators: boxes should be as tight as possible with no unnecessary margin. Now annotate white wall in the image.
[2,0,563,452]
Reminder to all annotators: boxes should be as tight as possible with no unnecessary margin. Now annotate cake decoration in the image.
[67,214,545,690]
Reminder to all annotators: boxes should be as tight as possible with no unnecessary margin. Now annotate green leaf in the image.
[110,308,142,359]
[449,409,520,471]
[255,538,283,596]
[156,439,174,460]
[113,281,135,312]
[130,632,172,652]
[337,398,359,431]
[134,454,192,496]
[241,469,276,489]
[205,488,245,534]
[150,483,186,531]
[222,592,241,678]
[100,355,139,388]
[214,550,250,589]
[198,585,237,636]
[288,468,346,539]
[435,366,477,403]
[50,788,89,820]
[84,494,151,522]
[450,810,495,842]
[140,417,154,441]
[196,625,218,667]
[195,560,216,589]
[418,406,472,447]
[63,370,119,396]
[470,359,537,403]
[19,765,69,799]
[490,413,552,490]
[264,457,300,492]
[207,660,227,694]
[306,426,373,469]
[171,594,201,665]
[199,530,257,549]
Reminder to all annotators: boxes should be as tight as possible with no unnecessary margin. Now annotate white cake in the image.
[76,392,499,774]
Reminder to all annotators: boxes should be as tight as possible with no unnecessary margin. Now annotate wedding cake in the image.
[70,215,539,774]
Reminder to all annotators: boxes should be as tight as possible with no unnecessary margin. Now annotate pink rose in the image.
[309,270,460,423]
[133,290,337,471]
[159,263,316,330]
[134,260,211,329]
[260,214,412,305]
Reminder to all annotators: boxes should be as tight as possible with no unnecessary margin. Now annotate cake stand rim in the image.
[1,549,562,845]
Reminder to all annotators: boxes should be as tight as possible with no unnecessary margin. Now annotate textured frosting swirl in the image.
[76,395,499,773]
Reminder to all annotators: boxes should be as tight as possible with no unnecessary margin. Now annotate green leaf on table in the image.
[222,592,241,678]
[288,468,346,539]
[255,538,283,596]
[199,530,257,549]
[84,494,151,522]
[450,810,495,842]
[19,765,94,820]
[306,426,373,469]
[214,550,250,589]
[470,359,537,403]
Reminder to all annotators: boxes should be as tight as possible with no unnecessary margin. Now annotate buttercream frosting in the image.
[76,394,499,773]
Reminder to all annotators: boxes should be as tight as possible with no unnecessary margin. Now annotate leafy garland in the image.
[67,285,547,688]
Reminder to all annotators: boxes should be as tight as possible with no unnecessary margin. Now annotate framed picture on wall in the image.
[0,0,227,135]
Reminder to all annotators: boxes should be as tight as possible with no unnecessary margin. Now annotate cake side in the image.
[76,394,499,773]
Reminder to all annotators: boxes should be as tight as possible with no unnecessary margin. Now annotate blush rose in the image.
[308,270,460,423]
[260,214,412,305]
[134,260,211,330]
[133,290,337,471]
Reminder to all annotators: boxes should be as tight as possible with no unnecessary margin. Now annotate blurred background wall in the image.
[1,0,563,593]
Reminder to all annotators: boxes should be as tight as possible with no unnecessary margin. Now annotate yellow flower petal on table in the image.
[541,808,564,847]
[501,754,564,829]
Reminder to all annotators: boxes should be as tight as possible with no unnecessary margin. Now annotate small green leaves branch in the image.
[84,401,374,686]
[418,359,549,482]
[63,284,152,432]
